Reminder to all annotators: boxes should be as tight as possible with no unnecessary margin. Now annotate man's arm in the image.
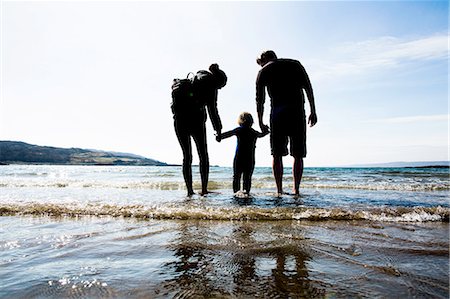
[256,71,269,132]
[301,65,317,127]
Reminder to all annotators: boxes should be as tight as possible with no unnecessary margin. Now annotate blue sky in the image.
[1,1,448,167]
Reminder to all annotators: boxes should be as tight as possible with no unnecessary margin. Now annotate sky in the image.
[0,0,448,167]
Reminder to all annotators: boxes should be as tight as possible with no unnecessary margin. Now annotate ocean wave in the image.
[0,179,448,192]
[0,203,448,222]
[305,183,449,192]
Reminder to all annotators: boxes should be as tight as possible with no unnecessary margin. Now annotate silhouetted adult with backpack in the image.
[255,50,317,196]
[171,63,227,196]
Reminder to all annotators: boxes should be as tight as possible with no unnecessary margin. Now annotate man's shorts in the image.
[270,107,306,158]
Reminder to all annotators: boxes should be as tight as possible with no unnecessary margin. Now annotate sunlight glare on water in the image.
[0,165,448,298]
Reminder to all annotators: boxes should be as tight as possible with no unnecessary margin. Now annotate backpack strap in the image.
[186,72,195,80]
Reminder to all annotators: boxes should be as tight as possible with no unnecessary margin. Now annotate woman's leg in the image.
[175,121,194,196]
[192,122,209,195]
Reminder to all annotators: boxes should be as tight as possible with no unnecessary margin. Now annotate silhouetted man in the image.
[255,50,317,196]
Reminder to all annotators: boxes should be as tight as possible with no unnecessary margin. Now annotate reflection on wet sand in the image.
[162,220,325,298]
[0,215,447,298]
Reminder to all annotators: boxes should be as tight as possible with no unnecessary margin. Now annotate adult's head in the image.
[209,63,227,89]
[256,50,277,67]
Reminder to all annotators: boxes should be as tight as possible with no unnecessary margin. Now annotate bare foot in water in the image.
[275,191,284,198]
[200,190,210,196]
[200,190,220,196]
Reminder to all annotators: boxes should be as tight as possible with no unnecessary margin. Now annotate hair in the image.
[256,50,278,66]
[209,63,227,89]
[238,112,254,128]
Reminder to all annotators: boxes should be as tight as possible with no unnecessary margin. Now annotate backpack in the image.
[171,71,215,116]
[192,70,215,91]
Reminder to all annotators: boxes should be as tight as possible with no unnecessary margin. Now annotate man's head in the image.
[256,50,277,67]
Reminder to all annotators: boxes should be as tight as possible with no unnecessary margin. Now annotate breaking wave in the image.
[0,203,448,222]
[0,179,448,192]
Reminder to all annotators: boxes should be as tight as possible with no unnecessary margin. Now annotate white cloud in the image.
[311,33,448,80]
[340,34,448,62]
[364,114,449,124]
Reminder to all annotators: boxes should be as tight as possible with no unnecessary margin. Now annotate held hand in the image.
[308,112,318,127]
[259,122,269,133]
[215,133,222,142]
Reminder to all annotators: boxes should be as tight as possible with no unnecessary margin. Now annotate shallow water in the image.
[0,165,448,298]
[1,216,448,298]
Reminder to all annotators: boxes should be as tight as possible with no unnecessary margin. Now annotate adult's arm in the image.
[256,70,268,131]
[256,128,270,138]
[206,89,223,134]
[301,65,317,127]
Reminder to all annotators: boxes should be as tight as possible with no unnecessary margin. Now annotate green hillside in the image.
[0,141,168,166]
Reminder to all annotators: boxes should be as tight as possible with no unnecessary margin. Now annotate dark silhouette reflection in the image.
[230,222,257,297]
[161,220,228,297]
[233,195,254,206]
[270,246,322,298]
[161,221,325,298]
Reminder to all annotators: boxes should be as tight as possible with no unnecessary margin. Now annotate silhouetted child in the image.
[216,112,269,194]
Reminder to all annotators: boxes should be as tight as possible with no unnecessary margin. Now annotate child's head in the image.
[238,112,254,128]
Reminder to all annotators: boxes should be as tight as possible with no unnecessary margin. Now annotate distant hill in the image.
[345,161,450,168]
[0,141,168,166]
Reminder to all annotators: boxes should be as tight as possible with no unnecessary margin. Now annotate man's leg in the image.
[271,125,287,196]
[293,157,304,195]
[273,155,283,195]
[290,116,306,195]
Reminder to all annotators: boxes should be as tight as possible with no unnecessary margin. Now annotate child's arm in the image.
[255,127,270,138]
[216,128,238,142]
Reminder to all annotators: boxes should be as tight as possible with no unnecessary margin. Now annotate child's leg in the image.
[233,158,242,193]
[242,163,255,193]
[233,174,242,193]
[233,169,242,193]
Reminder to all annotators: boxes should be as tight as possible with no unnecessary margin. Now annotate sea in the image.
[0,165,448,298]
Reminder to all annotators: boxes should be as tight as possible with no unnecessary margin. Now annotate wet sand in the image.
[1,216,448,298]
